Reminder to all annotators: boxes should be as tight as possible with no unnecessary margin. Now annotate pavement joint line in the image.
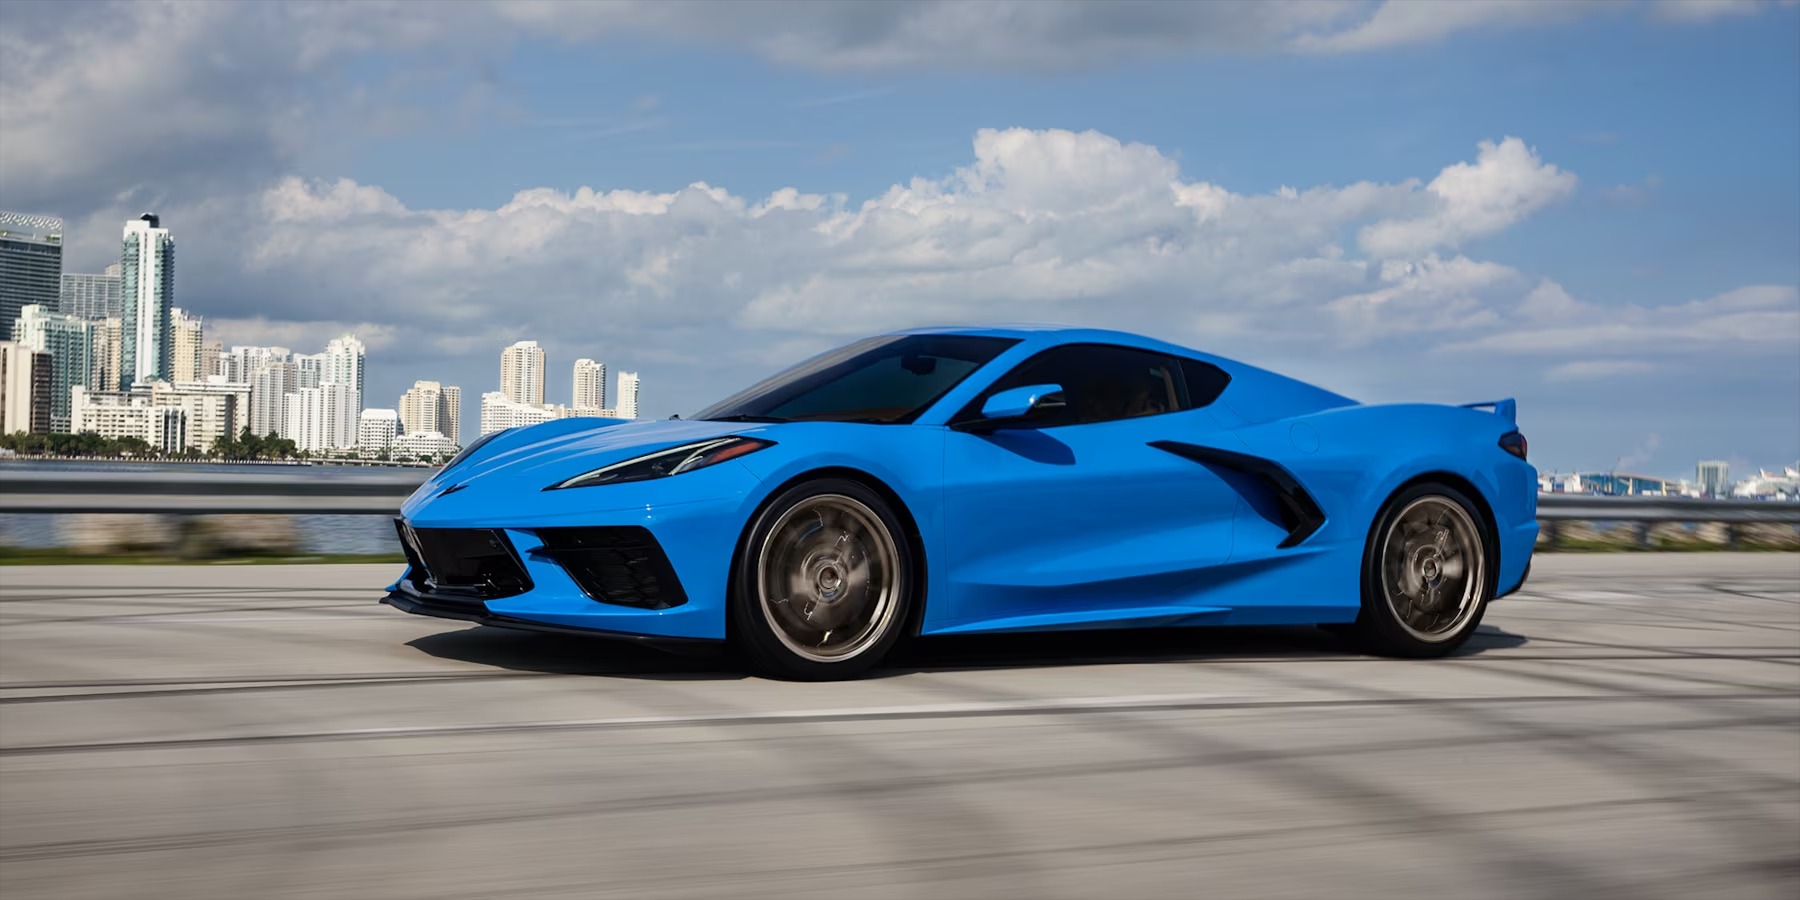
[3,689,1794,756]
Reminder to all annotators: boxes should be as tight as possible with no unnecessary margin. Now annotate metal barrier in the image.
[1536,494,1800,523]
[0,468,424,515]
[1,468,1796,522]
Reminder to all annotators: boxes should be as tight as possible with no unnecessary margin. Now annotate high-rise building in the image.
[158,379,251,441]
[120,213,175,387]
[149,382,241,452]
[357,408,400,455]
[501,340,545,407]
[169,308,205,383]
[294,352,324,389]
[88,318,123,393]
[399,380,442,434]
[573,358,607,410]
[10,304,94,432]
[0,212,63,341]
[60,264,124,320]
[249,359,296,438]
[1697,460,1730,497]
[222,344,290,385]
[441,385,461,443]
[70,386,186,453]
[480,391,555,435]
[321,333,365,424]
[0,341,53,435]
[283,383,358,453]
[398,379,460,440]
[322,334,365,394]
[201,340,223,379]
[616,371,640,420]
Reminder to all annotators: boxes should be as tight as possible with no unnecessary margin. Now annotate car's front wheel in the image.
[731,479,914,680]
[1351,483,1494,657]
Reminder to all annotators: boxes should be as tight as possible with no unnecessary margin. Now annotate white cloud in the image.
[1358,138,1577,258]
[1648,0,1795,23]
[1544,360,1658,381]
[1442,282,1800,360]
[1292,0,1601,53]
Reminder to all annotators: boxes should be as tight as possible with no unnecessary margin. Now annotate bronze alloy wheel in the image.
[1378,494,1487,643]
[754,493,904,663]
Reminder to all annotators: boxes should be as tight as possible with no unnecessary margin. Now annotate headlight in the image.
[547,437,774,490]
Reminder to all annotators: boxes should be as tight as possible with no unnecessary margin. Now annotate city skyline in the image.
[0,207,648,450]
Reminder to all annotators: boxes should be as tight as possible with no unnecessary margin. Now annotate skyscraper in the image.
[120,214,175,388]
[0,341,53,435]
[60,264,123,320]
[10,304,93,432]
[0,212,64,340]
[201,340,223,379]
[573,358,606,410]
[397,379,462,442]
[283,383,358,453]
[399,380,442,434]
[501,340,545,406]
[169,308,205,383]
[1698,460,1730,497]
[295,352,324,389]
[323,334,365,395]
[89,318,122,393]
[250,359,296,438]
[441,385,461,442]
[617,371,640,420]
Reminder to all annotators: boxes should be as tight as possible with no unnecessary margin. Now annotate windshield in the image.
[694,334,1019,425]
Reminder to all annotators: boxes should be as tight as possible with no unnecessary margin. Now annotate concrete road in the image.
[1,554,1796,900]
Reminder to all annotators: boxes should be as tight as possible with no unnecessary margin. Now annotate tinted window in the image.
[957,344,1230,428]
[694,334,1019,425]
[1181,358,1231,408]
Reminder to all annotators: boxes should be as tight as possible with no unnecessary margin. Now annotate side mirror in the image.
[976,383,1066,427]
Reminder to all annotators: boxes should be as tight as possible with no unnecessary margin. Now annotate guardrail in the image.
[1,468,1796,521]
[0,468,425,515]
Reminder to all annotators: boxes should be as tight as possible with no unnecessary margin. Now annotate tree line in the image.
[1,428,447,464]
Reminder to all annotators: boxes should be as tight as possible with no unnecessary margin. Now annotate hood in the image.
[437,417,769,491]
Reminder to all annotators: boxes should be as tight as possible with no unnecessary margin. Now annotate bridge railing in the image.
[0,468,1795,547]
[2,467,1798,518]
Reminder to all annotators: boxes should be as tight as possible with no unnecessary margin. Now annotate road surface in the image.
[1,554,1796,899]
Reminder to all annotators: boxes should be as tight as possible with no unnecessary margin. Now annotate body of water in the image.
[0,459,428,555]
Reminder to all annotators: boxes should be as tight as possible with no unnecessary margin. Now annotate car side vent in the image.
[530,527,688,609]
[1148,441,1327,548]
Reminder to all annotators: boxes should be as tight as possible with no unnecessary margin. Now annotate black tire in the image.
[730,478,915,680]
[1350,482,1495,658]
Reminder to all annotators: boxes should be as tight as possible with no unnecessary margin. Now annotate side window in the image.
[1180,358,1231,408]
[960,344,1217,427]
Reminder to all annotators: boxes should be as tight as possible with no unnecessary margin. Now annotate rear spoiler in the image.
[1460,398,1517,425]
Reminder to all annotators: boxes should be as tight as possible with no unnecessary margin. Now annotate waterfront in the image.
[0,460,424,556]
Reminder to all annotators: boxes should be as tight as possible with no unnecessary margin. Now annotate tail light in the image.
[1499,431,1528,461]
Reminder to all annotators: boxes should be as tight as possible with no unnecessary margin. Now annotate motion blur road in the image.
[1,555,1796,900]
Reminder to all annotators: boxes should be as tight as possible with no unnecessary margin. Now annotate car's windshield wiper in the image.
[701,414,792,423]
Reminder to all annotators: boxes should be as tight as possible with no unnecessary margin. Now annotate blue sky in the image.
[3,0,1797,477]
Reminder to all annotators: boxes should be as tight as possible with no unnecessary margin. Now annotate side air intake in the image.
[1148,441,1327,549]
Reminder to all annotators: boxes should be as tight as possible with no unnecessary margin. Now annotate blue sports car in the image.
[385,325,1537,679]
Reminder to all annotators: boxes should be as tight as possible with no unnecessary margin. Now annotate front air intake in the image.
[531,527,688,609]
[393,519,532,600]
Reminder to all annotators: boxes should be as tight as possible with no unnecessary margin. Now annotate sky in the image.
[1,0,1796,478]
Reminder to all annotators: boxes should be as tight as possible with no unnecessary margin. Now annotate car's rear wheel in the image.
[732,479,913,680]
[1351,483,1494,657]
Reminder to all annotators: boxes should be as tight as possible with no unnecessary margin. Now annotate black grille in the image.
[531,527,687,609]
[393,519,532,599]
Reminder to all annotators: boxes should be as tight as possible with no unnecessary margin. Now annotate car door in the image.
[937,343,1244,630]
